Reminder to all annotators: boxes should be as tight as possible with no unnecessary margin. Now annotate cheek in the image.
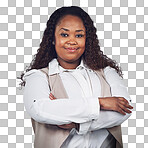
[55,36,66,47]
[78,39,86,48]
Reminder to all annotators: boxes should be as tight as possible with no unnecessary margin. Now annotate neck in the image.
[57,58,81,69]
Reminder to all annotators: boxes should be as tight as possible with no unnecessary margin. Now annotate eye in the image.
[76,34,84,38]
[60,33,69,37]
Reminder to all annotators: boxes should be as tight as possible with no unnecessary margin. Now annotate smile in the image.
[64,47,79,52]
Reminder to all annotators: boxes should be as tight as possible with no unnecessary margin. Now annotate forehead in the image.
[56,15,85,30]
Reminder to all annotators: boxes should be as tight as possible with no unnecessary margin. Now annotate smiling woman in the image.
[20,6,133,148]
[54,15,86,69]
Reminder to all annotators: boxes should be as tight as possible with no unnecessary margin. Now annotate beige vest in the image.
[31,68,123,148]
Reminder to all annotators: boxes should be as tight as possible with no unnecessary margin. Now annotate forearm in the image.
[23,70,100,125]
[88,109,131,132]
[78,96,132,133]
[24,96,99,125]
[85,67,133,132]
[99,97,132,115]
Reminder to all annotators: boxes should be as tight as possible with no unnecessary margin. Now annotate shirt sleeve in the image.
[104,66,132,104]
[76,101,100,135]
[87,66,132,132]
[23,70,99,125]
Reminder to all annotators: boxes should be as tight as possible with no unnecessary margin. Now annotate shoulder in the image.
[103,66,124,85]
[94,66,117,77]
[23,68,48,81]
[103,66,117,75]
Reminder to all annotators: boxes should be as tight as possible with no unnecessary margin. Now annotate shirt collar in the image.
[48,58,92,75]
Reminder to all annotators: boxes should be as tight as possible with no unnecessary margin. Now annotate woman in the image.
[21,6,133,148]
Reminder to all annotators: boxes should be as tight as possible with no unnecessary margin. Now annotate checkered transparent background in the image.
[0,0,148,147]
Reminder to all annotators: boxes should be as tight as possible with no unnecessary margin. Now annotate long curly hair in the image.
[20,6,122,86]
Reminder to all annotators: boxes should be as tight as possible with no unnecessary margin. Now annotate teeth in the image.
[64,48,77,52]
[68,48,75,49]
[65,47,77,50]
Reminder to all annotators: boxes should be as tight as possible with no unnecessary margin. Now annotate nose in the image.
[67,36,77,45]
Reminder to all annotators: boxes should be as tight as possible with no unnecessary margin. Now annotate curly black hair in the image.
[20,6,122,86]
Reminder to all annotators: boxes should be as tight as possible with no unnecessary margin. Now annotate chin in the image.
[65,59,78,63]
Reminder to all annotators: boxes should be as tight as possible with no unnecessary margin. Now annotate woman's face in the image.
[54,15,86,68]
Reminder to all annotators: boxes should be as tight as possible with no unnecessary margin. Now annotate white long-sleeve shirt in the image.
[23,58,132,148]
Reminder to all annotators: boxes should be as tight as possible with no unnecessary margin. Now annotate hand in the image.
[57,122,77,130]
[49,93,56,100]
[99,97,133,115]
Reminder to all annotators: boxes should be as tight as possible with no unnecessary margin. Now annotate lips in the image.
[64,47,79,52]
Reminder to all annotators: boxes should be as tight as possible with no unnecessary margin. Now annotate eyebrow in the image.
[59,28,85,32]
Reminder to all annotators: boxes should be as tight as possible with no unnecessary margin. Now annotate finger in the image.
[122,107,132,114]
[120,101,133,109]
[49,93,53,98]
[128,105,133,109]
[58,125,72,129]
[49,95,54,100]
[49,96,53,100]
[118,97,129,104]
[49,93,56,100]
[58,125,65,128]
[119,104,132,114]
[49,93,54,98]
[58,125,68,128]
[120,99,133,109]
[58,123,73,128]
[117,107,126,115]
